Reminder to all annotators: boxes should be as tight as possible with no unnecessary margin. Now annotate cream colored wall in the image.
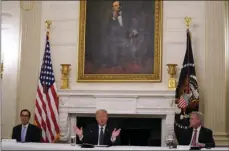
[1,1,228,146]
[16,1,42,124]
[39,1,206,91]
[204,1,229,146]
[226,0,229,140]
[1,1,20,138]
[0,2,2,141]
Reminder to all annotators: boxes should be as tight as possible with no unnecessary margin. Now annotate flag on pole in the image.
[177,95,188,109]
[34,31,60,143]
[174,29,199,144]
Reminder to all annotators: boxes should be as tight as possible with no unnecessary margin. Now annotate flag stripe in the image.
[51,83,59,111]
[48,86,59,133]
[37,84,53,142]
[178,96,187,108]
[34,111,48,141]
[40,83,55,142]
[35,99,47,132]
[45,90,59,134]
[34,31,60,143]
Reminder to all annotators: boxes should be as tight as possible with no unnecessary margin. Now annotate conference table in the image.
[1,141,229,150]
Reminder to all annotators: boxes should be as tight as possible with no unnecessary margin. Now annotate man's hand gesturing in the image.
[74,126,83,138]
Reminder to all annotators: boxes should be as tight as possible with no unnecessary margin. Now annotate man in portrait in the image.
[101,1,134,68]
[101,1,154,71]
[85,1,155,74]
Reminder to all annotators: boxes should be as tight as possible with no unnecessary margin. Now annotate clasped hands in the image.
[74,126,121,139]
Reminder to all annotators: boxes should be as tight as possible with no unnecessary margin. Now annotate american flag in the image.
[178,95,187,109]
[34,31,60,143]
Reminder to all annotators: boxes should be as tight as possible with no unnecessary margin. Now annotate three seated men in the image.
[11,109,215,148]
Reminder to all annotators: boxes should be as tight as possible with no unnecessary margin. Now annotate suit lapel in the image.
[95,125,99,144]
[198,127,204,142]
[187,128,193,144]
[19,125,22,141]
[104,126,109,138]
[120,11,124,27]
[104,125,112,144]
[25,124,30,142]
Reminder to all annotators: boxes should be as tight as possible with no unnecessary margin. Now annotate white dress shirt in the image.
[21,123,29,141]
[112,11,123,27]
[190,126,201,145]
[98,125,106,145]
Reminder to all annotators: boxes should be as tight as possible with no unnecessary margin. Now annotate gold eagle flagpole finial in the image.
[184,16,192,39]
[45,20,52,30]
[184,16,192,29]
[45,20,52,38]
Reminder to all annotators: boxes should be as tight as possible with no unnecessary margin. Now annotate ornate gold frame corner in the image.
[77,0,163,82]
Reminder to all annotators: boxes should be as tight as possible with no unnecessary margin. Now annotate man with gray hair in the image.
[179,111,215,148]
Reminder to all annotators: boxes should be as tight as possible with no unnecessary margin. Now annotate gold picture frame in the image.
[77,1,163,82]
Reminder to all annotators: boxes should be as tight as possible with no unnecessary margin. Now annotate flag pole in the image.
[183,17,192,116]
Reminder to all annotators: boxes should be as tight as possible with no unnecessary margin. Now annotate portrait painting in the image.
[77,0,162,82]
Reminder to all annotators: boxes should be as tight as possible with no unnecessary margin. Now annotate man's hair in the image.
[20,109,31,118]
[112,1,122,9]
[112,0,120,4]
[191,111,204,125]
[96,109,108,115]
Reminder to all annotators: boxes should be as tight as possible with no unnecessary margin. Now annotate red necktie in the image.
[191,129,197,146]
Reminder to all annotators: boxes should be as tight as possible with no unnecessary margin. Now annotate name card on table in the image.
[177,145,190,150]
[1,139,17,143]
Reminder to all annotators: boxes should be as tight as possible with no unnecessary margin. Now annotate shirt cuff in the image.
[111,137,116,142]
[79,135,84,141]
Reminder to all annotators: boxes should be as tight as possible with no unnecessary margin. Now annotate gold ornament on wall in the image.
[20,1,35,11]
[60,64,71,89]
[184,16,192,38]
[167,64,177,90]
[184,16,192,29]
[45,20,52,30]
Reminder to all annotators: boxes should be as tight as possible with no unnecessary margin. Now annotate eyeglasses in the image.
[21,114,29,117]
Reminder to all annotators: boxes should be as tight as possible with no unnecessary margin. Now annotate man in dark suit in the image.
[74,109,121,145]
[12,109,42,142]
[101,0,138,67]
[179,111,215,148]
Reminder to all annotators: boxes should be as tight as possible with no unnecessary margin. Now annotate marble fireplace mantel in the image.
[57,89,176,146]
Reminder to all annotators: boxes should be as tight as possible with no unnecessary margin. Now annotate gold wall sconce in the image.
[167,64,178,90]
[60,64,71,89]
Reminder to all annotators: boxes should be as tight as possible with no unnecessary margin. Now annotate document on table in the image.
[176,145,190,150]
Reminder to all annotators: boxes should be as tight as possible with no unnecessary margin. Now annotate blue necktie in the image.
[21,126,26,142]
[99,127,104,145]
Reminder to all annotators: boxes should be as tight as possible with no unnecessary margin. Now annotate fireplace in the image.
[57,89,176,146]
[76,115,161,146]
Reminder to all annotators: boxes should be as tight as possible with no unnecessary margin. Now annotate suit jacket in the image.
[179,126,215,148]
[105,10,134,39]
[78,123,120,146]
[12,123,42,142]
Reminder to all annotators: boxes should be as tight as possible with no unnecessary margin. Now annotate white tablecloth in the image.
[1,142,229,150]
